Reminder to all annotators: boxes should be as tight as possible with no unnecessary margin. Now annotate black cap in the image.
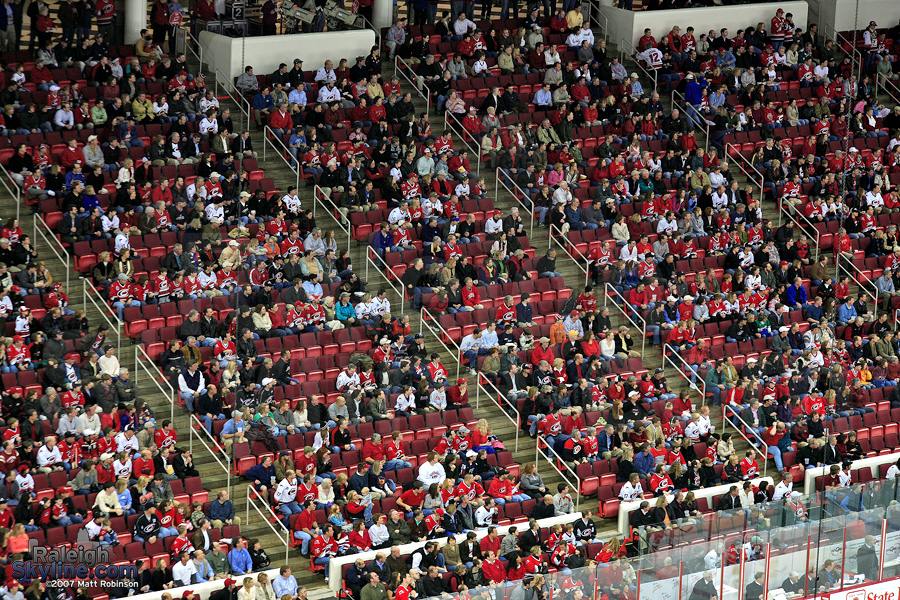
[294,58,302,64]
[414,333,424,339]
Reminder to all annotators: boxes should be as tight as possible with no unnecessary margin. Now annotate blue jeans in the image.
[385,459,412,471]
[463,348,488,368]
[201,413,226,435]
[314,556,330,575]
[279,501,301,523]
[294,530,313,554]
[180,391,206,412]
[160,526,179,538]
[767,445,784,471]
[412,286,432,309]
[112,299,141,320]
[495,494,530,505]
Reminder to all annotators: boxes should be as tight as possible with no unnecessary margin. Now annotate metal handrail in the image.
[602,281,646,358]
[671,88,710,154]
[535,436,581,512]
[181,26,204,70]
[832,25,864,81]
[358,14,382,48]
[582,0,607,40]
[443,111,482,177]
[780,206,822,263]
[723,409,769,480]
[725,142,767,223]
[660,348,707,405]
[494,167,536,239]
[263,128,352,254]
[82,278,121,355]
[0,158,23,221]
[33,215,70,293]
[313,185,352,254]
[806,0,822,29]
[876,72,900,103]
[134,344,176,422]
[619,37,657,91]
[246,486,291,563]
[394,55,431,118]
[190,414,232,497]
[419,307,462,381]
[475,376,520,453]
[261,125,301,202]
[548,225,590,289]
[214,67,252,131]
[364,246,406,315]
[836,250,880,321]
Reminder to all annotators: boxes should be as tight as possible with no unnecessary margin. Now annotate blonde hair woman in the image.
[256,573,275,600]
[115,158,135,189]
[440,258,458,286]
[333,473,349,507]
[237,577,256,600]
[222,361,240,390]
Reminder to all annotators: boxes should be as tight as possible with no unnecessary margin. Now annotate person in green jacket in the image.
[704,360,728,405]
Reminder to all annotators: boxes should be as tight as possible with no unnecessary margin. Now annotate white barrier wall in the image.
[127,568,281,600]
[198,30,378,80]
[803,452,900,495]
[328,512,585,591]
[617,476,775,534]
[598,2,808,50]
[829,575,900,600]
[812,0,900,39]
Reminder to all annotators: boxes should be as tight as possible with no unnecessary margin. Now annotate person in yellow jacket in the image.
[131,91,155,123]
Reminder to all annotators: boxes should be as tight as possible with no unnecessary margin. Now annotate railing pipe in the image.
[364,246,405,316]
[443,111,482,177]
[420,307,463,381]
[0,158,23,222]
[602,281,646,358]
[548,224,590,290]
[34,215,70,294]
[476,376,520,453]
[314,184,352,254]
[494,167,536,240]
[82,278,120,355]
[189,414,232,498]
[135,344,177,423]
[246,486,291,563]
[394,56,430,118]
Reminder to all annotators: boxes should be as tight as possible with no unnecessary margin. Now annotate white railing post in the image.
[83,278,121,354]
